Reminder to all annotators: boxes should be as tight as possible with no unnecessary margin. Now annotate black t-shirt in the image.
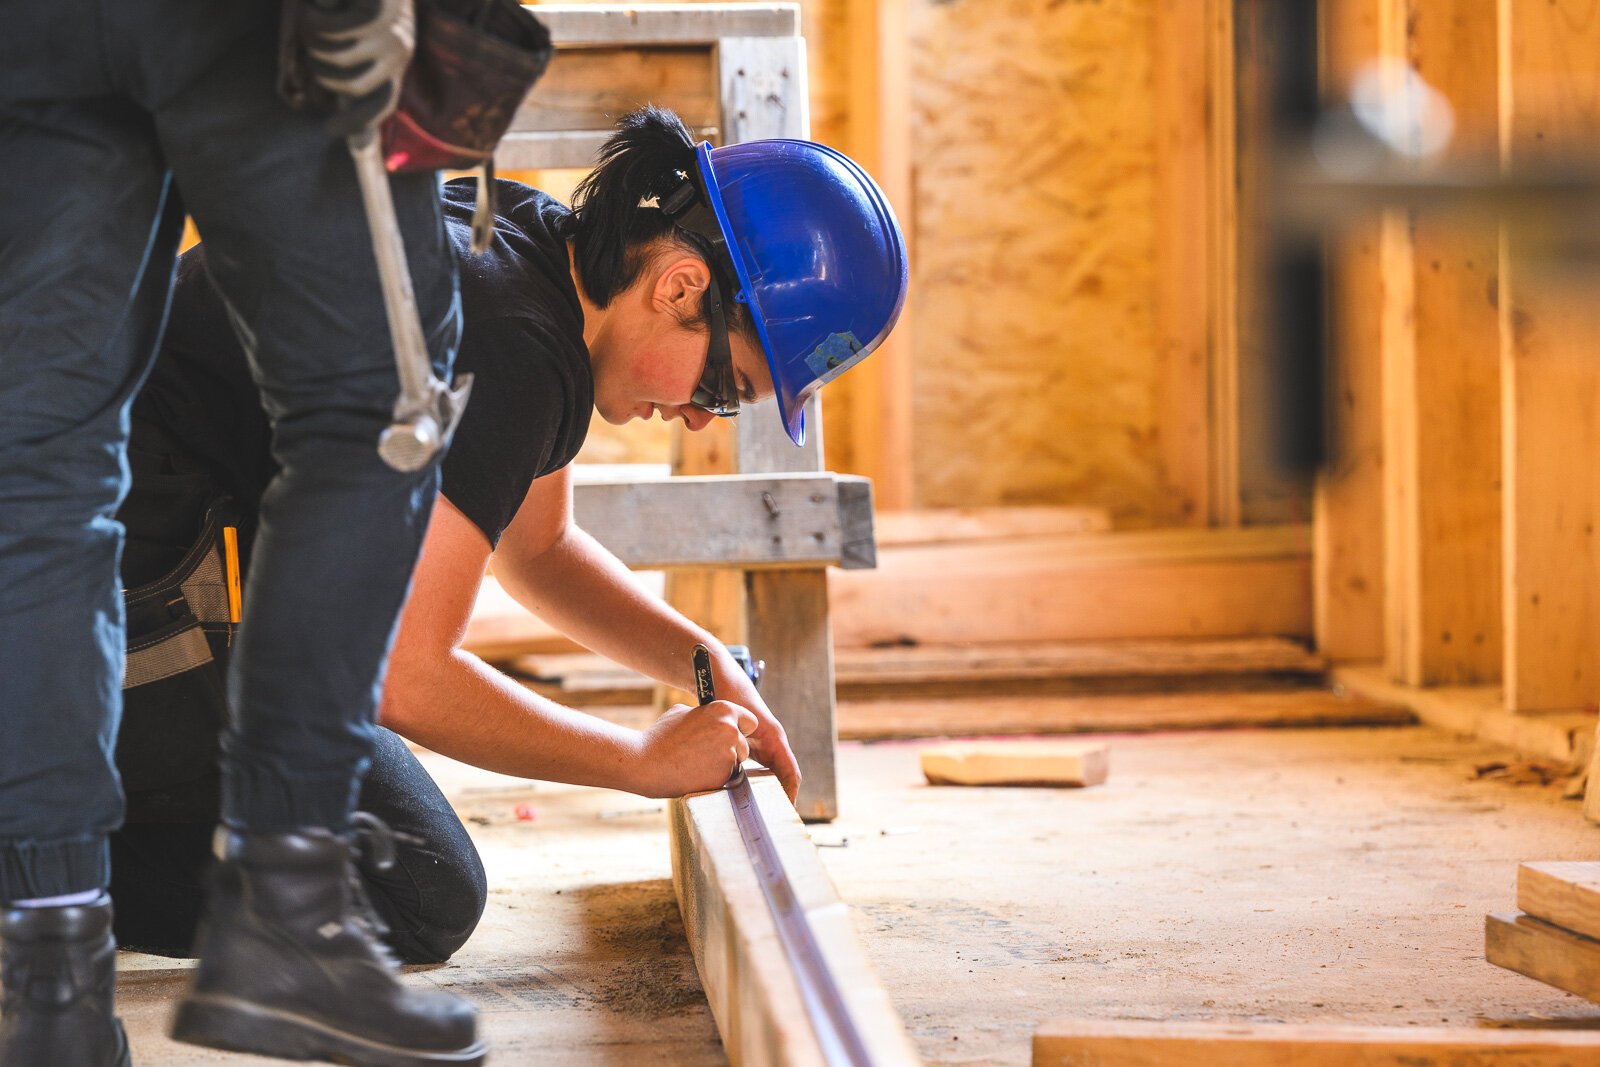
[136,179,592,553]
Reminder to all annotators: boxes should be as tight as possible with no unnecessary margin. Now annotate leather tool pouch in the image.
[280,0,554,250]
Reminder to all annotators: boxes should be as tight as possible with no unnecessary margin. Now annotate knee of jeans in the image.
[394,844,487,965]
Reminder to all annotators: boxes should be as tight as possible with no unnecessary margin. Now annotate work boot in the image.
[169,817,484,1066]
[0,892,132,1067]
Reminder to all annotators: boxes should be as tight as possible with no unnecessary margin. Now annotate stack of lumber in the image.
[1486,862,1600,1003]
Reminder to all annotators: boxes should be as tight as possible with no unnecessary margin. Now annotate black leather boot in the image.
[0,892,131,1067]
[169,818,484,1066]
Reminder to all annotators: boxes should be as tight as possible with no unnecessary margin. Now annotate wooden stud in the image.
[668,774,921,1065]
[1485,911,1600,1004]
[1498,0,1600,712]
[1518,862,1600,943]
[1151,0,1216,527]
[834,0,914,511]
[920,741,1109,788]
[1314,0,1386,663]
[1379,0,1503,687]
[1034,1019,1600,1067]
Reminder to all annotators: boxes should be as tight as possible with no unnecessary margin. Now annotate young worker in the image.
[110,107,909,974]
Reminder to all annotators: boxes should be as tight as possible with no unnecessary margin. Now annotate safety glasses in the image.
[688,269,738,418]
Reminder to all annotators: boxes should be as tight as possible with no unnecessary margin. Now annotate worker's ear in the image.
[652,256,711,320]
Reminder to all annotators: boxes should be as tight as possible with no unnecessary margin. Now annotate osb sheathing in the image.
[906,0,1162,520]
[525,0,1169,521]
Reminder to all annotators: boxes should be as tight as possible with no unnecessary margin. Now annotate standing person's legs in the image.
[0,48,186,1067]
[123,5,480,1063]
[111,728,488,964]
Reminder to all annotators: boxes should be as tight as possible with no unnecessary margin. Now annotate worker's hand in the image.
[298,0,415,135]
[707,656,802,806]
[639,700,760,797]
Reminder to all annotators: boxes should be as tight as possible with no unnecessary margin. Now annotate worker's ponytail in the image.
[567,106,702,307]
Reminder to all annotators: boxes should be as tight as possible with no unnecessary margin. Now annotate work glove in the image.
[296,0,416,137]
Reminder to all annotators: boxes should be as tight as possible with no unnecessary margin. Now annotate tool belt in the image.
[118,496,242,814]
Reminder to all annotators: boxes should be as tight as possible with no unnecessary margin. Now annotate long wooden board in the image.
[830,526,1312,648]
[573,473,875,571]
[508,638,1327,705]
[668,774,920,1066]
[1518,863,1600,945]
[1486,911,1600,1004]
[1034,1020,1600,1066]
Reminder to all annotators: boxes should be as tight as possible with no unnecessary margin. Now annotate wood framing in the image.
[572,473,875,571]
[1379,0,1503,687]
[833,0,913,510]
[840,688,1411,742]
[1314,0,1385,662]
[1518,862,1600,943]
[829,526,1313,648]
[668,774,921,1066]
[1486,911,1600,1004]
[1033,1020,1600,1066]
[1498,0,1600,712]
[1332,665,1595,767]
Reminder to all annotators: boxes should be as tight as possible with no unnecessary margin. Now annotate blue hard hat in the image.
[693,139,908,446]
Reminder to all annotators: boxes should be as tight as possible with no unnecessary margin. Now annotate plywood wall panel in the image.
[908,0,1163,522]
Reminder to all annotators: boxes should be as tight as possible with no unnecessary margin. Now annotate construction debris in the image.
[920,740,1110,788]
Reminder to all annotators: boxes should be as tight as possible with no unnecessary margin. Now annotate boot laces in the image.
[344,812,425,968]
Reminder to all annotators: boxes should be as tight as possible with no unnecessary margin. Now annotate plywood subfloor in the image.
[117,725,1600,1065]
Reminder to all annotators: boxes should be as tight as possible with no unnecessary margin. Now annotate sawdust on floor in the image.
[115,723,1600,1066]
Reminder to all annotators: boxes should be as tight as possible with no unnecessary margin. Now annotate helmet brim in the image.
[693,141,807,446]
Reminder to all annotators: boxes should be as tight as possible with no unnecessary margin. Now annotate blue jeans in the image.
[0,1,459,898]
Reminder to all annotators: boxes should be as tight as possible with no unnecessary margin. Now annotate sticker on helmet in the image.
[804,332,864,379]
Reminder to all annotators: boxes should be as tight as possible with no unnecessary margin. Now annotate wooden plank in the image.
[1314,0,1386,663]
[510,637,1327,706]
[530,4,800,46]
[1486,911,1600,1005]
[1587,724,1600,824]
[747,569,837,821]
[718,35,809,147]
[1518,862,1600,943]
[1499,0,1600,712]
[1033,1019,1600,1067]
[510,46,717,134]
[668,773,921,1066]
[874,506,1111,547]
[920,741,1109,788]
[572,472,875,570]
[1380,0,1503,687]
[1207,0,1242,527]
[830,526,1313,649]
[833,0,913,511]
[839,688,1413,742]
[1332,665,1596,767]
[1152,0,1216,526]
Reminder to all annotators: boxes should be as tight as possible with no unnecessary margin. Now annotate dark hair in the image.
[565,106,751,335]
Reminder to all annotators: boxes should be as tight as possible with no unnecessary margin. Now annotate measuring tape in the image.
[692,644,876,1066]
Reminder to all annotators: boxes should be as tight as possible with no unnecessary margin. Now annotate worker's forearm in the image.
[500,525,724,693]
[381,648,650,793]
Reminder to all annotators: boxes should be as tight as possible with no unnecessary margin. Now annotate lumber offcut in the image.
[1033,1020,1600,1066]
[1485,911,1600,1004]
[920,741,1109,787]
[668,774,920,1066]
[1518,862,1600,943]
